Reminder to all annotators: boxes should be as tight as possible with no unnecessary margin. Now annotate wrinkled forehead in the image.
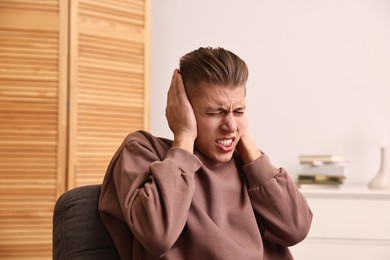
[188,82,246,108]
[186,81,246,100]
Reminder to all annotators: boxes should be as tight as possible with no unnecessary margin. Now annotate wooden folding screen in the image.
[0,1,67,258]
[68,0,150,188]
[0,0,149,258]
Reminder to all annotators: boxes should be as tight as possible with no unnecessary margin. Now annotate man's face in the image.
[189,82,247,163]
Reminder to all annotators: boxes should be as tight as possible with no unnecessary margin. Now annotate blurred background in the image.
[151,0,390,185]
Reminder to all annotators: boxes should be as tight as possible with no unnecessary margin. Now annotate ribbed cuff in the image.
[242,153,280,188]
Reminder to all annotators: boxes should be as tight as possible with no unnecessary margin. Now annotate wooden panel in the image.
[0,0,66,259]
[68,0,150,188]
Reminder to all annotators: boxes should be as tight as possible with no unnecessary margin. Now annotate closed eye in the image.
[206,111,223,116]
[234,109,245,115]
[205,107,245,116]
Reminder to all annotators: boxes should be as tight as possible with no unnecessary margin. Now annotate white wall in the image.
[150,0,390,184]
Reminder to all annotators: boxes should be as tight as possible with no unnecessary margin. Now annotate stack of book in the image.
[297,154,348,189]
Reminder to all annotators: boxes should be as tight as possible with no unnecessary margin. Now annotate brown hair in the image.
[179,47,248,92]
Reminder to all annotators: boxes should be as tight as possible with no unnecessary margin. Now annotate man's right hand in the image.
[165,69,197,153]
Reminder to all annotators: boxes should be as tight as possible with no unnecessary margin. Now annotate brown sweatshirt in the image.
[99,130,312,260]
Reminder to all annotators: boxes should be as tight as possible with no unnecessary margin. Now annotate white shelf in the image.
[300,184,390,199]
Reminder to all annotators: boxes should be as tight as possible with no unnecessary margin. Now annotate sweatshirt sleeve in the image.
[242,153,313,247]
[112,138,202,257]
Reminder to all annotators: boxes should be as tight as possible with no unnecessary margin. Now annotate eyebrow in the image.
[205,106,246,112]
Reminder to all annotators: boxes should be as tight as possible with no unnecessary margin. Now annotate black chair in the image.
[52,184,120,259]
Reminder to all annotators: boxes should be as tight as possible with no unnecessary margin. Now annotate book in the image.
[300,163,348,177]
[299,154,346,165]
[297,174,345,185]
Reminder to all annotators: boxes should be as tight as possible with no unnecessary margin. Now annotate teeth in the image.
[217,139,233,146]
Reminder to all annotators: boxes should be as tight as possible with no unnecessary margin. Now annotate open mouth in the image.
[216,138,234,147]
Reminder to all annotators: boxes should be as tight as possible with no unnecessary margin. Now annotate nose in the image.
[221,113,237,132]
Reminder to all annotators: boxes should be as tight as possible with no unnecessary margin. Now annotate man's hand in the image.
[236,118,262,165]
[165,69,197,153]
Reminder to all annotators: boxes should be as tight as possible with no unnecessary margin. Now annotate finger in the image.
[176,72,185,91]
[167,70,179,98]
[171,69,180,89]
[174,73,187,101]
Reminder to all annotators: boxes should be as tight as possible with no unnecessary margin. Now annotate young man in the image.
[99,47,312,259]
